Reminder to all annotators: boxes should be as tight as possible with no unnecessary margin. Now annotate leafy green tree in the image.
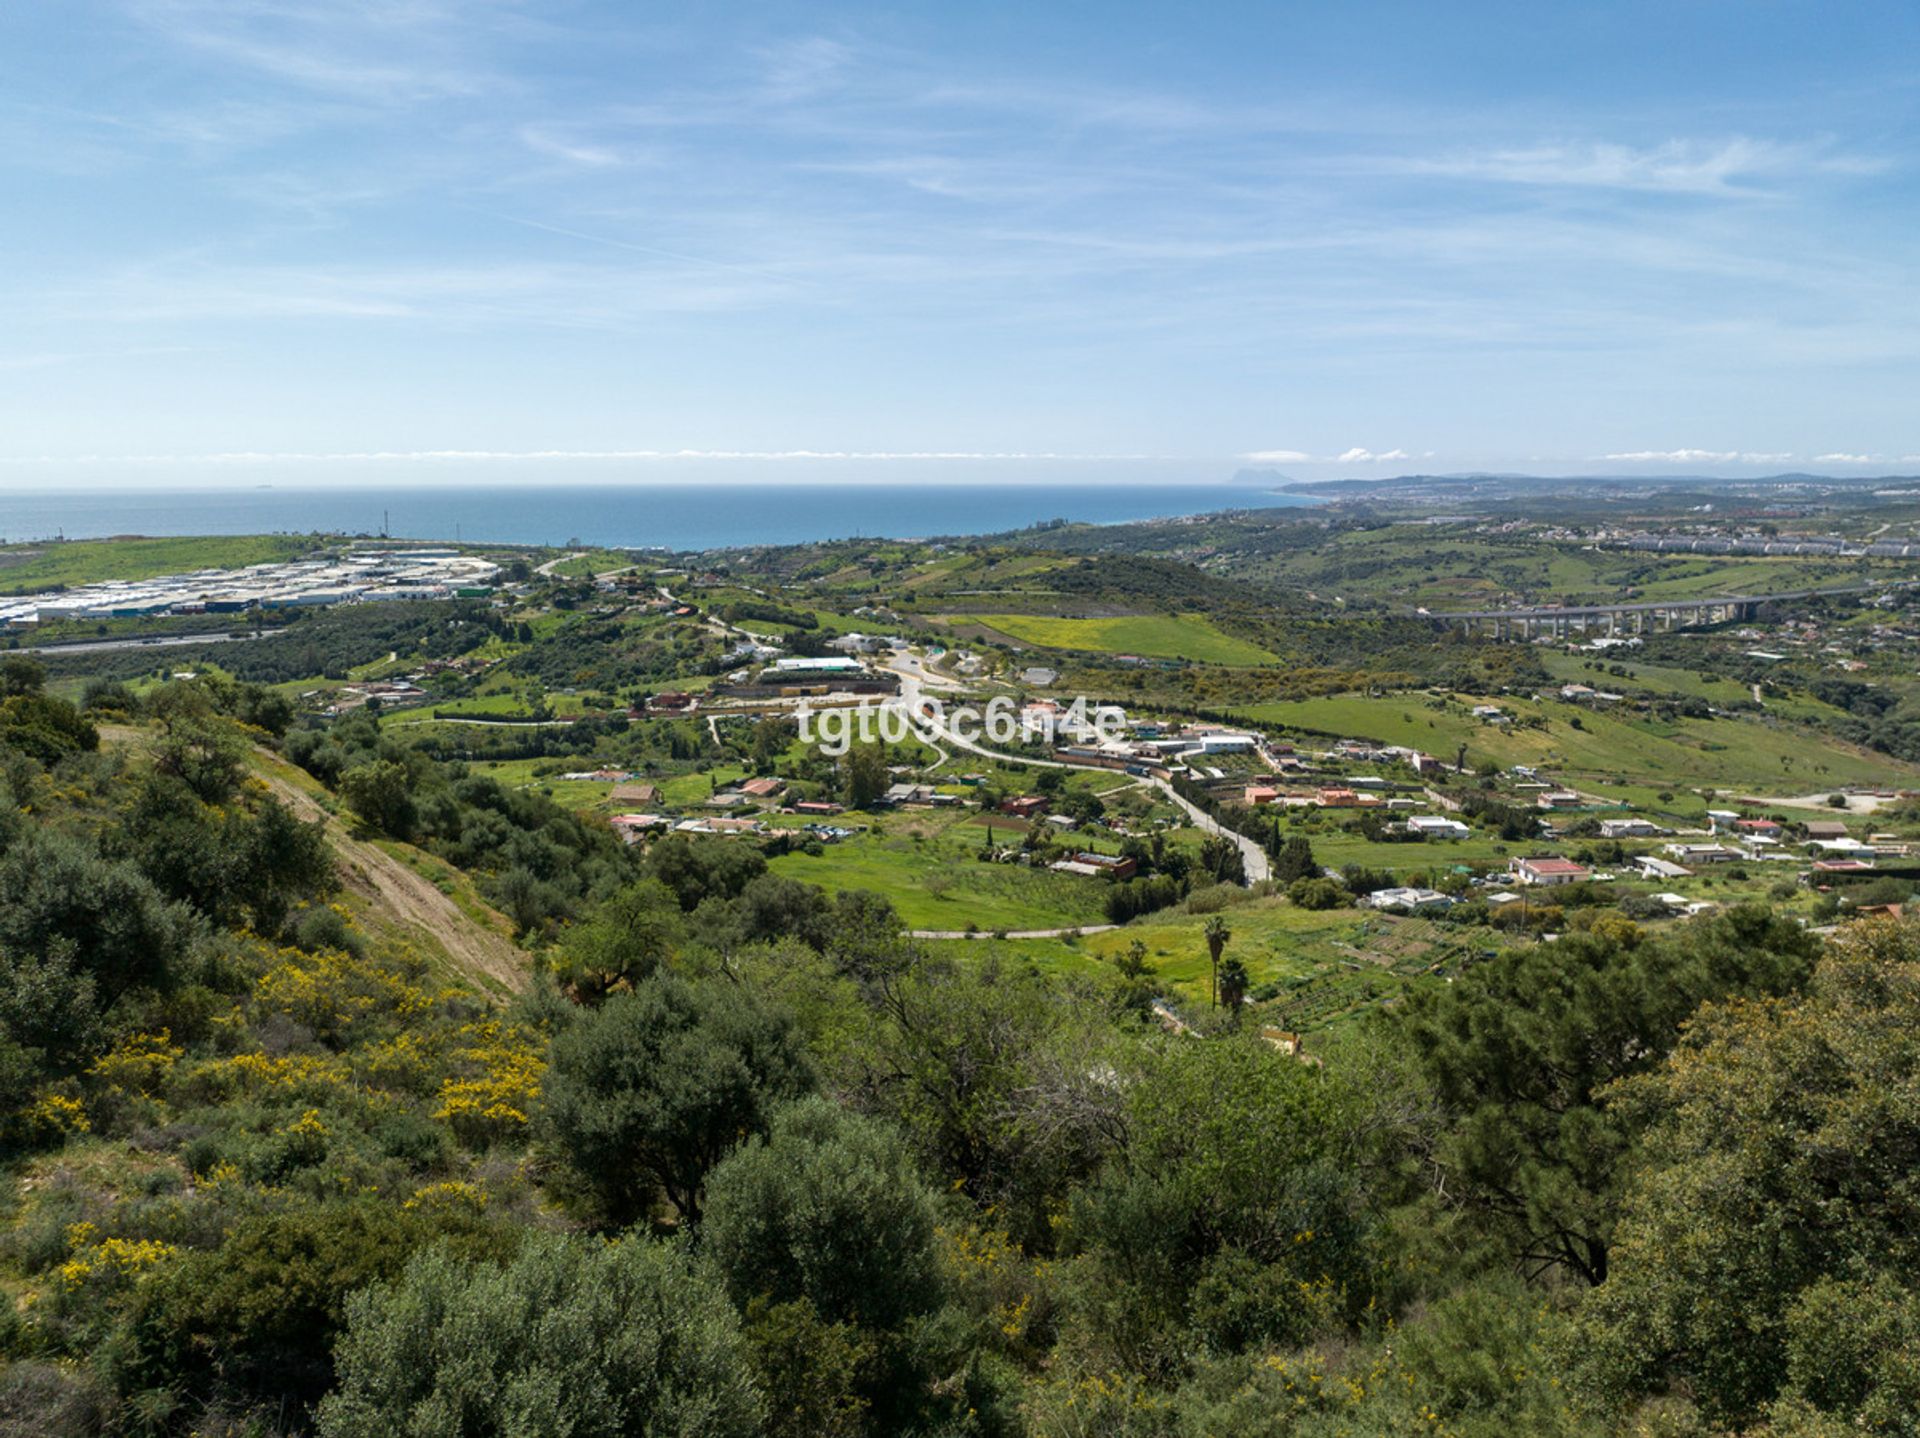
[1397,905,1818,1286]
[1061,1036,1363,1375]
[549,877,684,996]
[0,689,98,762]
[316,1231,762,1438]
[0,654,46,697]
[644,833,768,910]
[494,864,568,940]
[856,959,1124,1249]
[703,1096,942,1333]
[0,944,103,1075]
[748,716,793,772]
[77,678,134,713]
[232,682,295,736]
[127,1199,500,1411]
[542,974,814,1225]
[842,744,889,810]
[337,759,416,838]
[1270,834,1319,885]
[736,1298,873,1438]
[1197,833,1245,886]
[704,1097,969,1435]
[0,831,197,1002]
[1287,875,1347,910]
[731,874,832,950]
[152,714,249,804]
[120,774,332,933]
[818,889,914,984]
[1569,918,1920,1431]
[1109,939,1159,1019]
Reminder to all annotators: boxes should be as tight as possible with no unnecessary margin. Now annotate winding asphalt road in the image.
[880,655,1271,886]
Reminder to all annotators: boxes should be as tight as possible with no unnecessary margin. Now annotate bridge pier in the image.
[1432,581,1913,639]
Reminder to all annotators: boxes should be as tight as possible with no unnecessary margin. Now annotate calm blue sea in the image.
[0,483,1312,550]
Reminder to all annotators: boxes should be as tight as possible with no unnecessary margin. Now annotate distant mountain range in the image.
[1232,468,1920,497]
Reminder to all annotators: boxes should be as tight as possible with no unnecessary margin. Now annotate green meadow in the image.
[1236,690,1913,799]
[0,534,311,592]
[934,896,1503,1023]
[769,809,1119,930]
[968,612,1278,665]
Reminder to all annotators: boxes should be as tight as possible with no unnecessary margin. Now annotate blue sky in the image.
[3,0,1919,487]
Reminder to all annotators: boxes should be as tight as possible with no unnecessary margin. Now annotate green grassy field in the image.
[898,551,1076,592]
[1235,690,1914,801]
[967,612,1278,665]
[769,809,1116,930]
[1299,831,1531,874]
[546,549,640,578]
[937,896,1500,1022]
[1627,557,1905,600]
[1538,650,1853,726]
[385,691,549,724]
[0,535,311,592]
[1539,650,1748,703]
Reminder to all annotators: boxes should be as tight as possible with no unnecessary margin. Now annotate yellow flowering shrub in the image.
[253,944,430,1042]
[433,1019,545,1147]
[57,1223,177,1293]
[87,1030,182,1095]
[937,1221,1055,1358]
[277,1107,330,1166]
[179,1050,352,1104]
[404,1180,488,1214]
[194,1159,244,1192]
[1022,1370,1169,1430]
[21,1092,91,1141]
[359,1030,442,1095]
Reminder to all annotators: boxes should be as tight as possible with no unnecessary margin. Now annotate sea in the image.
[0,483,1315,551]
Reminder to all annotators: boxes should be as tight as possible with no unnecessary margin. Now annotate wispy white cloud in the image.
[1244,447,1418,464]
[757,36,856,102]
[1602,449,1795,464]
[471,212,819,289]
[37,256,800,328]
[1813,452,1881,464]
[1390,137,1880,196]
[122,0,514,105]
[517,124,629,168]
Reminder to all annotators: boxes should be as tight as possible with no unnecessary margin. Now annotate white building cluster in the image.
[0,548,500,627]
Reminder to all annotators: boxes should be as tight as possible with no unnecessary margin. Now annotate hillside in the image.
[9,530,1920,1436]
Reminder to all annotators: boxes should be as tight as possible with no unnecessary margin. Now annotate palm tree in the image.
[1202,915,1231,1008]
[1218,956,1250,1020]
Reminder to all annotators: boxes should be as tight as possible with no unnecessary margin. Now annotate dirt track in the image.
[102,725,529,997]
[253,755,530,996]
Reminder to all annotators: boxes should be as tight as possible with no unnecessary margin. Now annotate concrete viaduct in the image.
[1425,579,1914,639]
